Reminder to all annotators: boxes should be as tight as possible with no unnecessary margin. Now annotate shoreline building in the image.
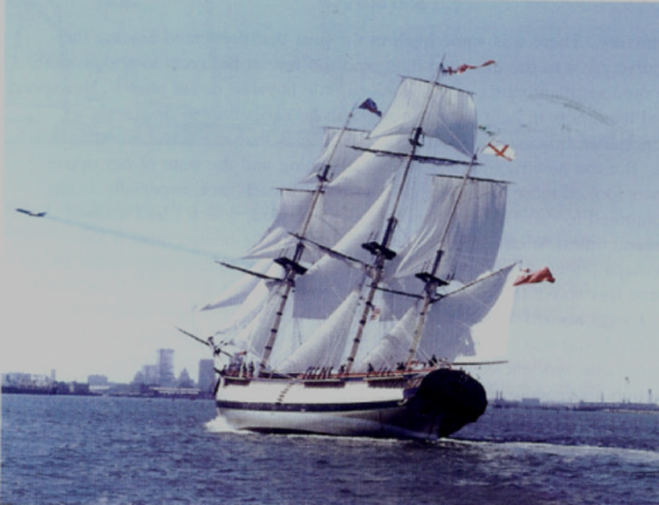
[158,349,176,387]
[132,349,176,387]
[198,359,215,393]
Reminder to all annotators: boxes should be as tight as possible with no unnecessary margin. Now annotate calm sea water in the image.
[2,395,658,504]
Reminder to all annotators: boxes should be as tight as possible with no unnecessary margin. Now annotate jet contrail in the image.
[528,93,613,125]
[43,214,225,259]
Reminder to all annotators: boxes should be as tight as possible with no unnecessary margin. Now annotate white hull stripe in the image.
[216,399,403,413]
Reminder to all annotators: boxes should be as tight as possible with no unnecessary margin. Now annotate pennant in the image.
[442,60,496,76]
[513,267,555,287]
[358,98,382,117]
[482,140,515,161]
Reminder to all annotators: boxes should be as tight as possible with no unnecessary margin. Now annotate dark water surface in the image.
[2,395,658,504]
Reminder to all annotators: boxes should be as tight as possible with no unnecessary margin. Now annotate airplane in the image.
[16,208,47,217]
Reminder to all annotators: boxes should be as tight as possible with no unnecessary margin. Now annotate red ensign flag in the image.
[513,267,556,287]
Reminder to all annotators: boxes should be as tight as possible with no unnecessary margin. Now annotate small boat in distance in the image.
[188,61,524,440]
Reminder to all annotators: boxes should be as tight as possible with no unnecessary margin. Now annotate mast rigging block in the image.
[274,256,308,276]
[415,272,449,287]
[361,241,397,261]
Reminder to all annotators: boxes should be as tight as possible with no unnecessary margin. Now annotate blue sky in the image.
[3,0,659,402]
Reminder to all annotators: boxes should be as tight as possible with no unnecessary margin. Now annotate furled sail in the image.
[369,77,477,157]
[277,289,361,372]
[393,175,508,284]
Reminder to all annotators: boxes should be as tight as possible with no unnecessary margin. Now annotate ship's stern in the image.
[402,368,487,439]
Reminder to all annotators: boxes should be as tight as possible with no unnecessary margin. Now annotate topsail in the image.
[369,78,477,157]
[392,175,508,284]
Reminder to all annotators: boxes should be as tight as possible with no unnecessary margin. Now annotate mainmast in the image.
[258,107,358,373]
[344,65,443,374]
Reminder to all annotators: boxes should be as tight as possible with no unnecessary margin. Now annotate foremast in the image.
[258,107,359,374]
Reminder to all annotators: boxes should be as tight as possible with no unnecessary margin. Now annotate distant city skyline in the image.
[2,348,212,392]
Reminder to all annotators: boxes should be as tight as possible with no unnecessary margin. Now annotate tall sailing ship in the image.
[186,62,522,440]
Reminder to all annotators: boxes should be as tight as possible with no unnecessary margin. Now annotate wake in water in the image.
[451,437,659,463]
[204,414,243,434]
